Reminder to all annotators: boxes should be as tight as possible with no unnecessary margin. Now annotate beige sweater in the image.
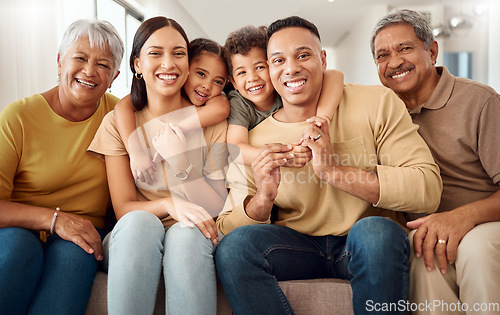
[218,84,442,236]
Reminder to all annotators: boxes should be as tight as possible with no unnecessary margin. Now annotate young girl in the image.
[114,38,230,184]
[89,17,228,314]
[223,25,344,166]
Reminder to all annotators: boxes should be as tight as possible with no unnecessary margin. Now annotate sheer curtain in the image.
[0,0,141,110]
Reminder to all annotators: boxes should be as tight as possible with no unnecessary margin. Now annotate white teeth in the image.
[158,74,177,81]
[392,71,410,79]
[195,90,208,98]
[286,80,305,88]
[76,79,97,87]
[248,85,263,92]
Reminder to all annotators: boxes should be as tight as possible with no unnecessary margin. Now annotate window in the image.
[96,0,143,98]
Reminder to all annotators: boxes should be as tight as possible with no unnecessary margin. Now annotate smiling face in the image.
[373,23,438,100]
[57,36,117,108]
[267,27,326,109]
[133,26,189,99]
[229,47,275,111]
[183,52,228,106]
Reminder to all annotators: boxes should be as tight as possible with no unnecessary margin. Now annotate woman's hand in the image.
[167,196,218,245]
[53,212,103,261]
[152,123,189,171]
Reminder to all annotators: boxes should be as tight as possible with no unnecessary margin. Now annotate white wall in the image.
[1,0,497,110]
[140,0,207,41]
[332,4,388,86]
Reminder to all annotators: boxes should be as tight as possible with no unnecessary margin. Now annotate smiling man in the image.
[215,16,442,314]
[371,9,500,315]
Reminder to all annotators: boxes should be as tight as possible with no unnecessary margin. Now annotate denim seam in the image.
[262,244,324,257]
[274,278,294,315]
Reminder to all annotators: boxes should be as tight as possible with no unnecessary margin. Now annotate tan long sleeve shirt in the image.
[218,84,442,236]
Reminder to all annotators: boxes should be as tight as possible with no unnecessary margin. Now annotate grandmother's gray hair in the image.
[370,9,434,59]
[59,19,124,75]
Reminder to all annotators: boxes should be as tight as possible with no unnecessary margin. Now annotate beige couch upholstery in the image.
[85,271,353,314]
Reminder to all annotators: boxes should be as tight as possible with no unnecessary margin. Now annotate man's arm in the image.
[305,87,441,212]
[409,92,500,274]
[303,116,380,204]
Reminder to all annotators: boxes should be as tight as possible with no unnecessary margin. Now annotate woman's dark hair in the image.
[223,25,267,77]
[267,16,321,43]
[129,16,189,110]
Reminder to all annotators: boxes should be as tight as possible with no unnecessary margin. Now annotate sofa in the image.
[85,271,353,314]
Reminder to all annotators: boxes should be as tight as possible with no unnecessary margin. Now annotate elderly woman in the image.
[0,20,123,314]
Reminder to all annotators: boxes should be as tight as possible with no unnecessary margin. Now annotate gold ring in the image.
[438,239,446,244]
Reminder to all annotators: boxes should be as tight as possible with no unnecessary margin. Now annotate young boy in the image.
[224,25,344,165]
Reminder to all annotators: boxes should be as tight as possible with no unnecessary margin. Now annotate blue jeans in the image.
[0,226,105,315]
[215,217,410,315]
[103,210,217,315]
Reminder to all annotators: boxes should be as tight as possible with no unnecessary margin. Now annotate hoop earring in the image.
[135,72,143,79]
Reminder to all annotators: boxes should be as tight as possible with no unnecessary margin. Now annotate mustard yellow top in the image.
[218,84,442,236]
[0,93,118,229]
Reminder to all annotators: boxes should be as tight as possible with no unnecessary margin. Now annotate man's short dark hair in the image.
[267,16,321,43]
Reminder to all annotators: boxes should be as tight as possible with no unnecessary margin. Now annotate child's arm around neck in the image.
[176,93,230,132]
[316,69,344,120]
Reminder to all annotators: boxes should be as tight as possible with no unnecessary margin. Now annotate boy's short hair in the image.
[223,25,268,77]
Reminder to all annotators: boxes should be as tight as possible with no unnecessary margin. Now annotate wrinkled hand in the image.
[54,212,103,260]
[408,210,475,274]
[129,147,156,185]
[152,123,189,171]
[168,196,218,244]
[284,140,312,168]
[302,116,337,182]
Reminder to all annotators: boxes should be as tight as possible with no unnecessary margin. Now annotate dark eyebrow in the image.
[233,66,245,73]
[296,46,313,51]
[399,41,416,47]
[268,51,282,59]
[146,45,187,50]
[375,41,416,56]
[269,45,313,59]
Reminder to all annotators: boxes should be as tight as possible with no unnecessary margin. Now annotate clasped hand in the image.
[251,116,336,205]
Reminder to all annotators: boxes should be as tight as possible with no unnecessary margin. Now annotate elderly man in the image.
[215,16,442,315]
[371,9,500,314]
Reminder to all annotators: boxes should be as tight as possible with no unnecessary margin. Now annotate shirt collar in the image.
[410,66,455,114]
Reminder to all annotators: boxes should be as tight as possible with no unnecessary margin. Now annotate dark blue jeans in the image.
[215,216,410,314]
[0,227,105,315]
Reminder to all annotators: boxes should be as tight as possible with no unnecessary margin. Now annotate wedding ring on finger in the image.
[313,133,321,141]
[438,239,446,244]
